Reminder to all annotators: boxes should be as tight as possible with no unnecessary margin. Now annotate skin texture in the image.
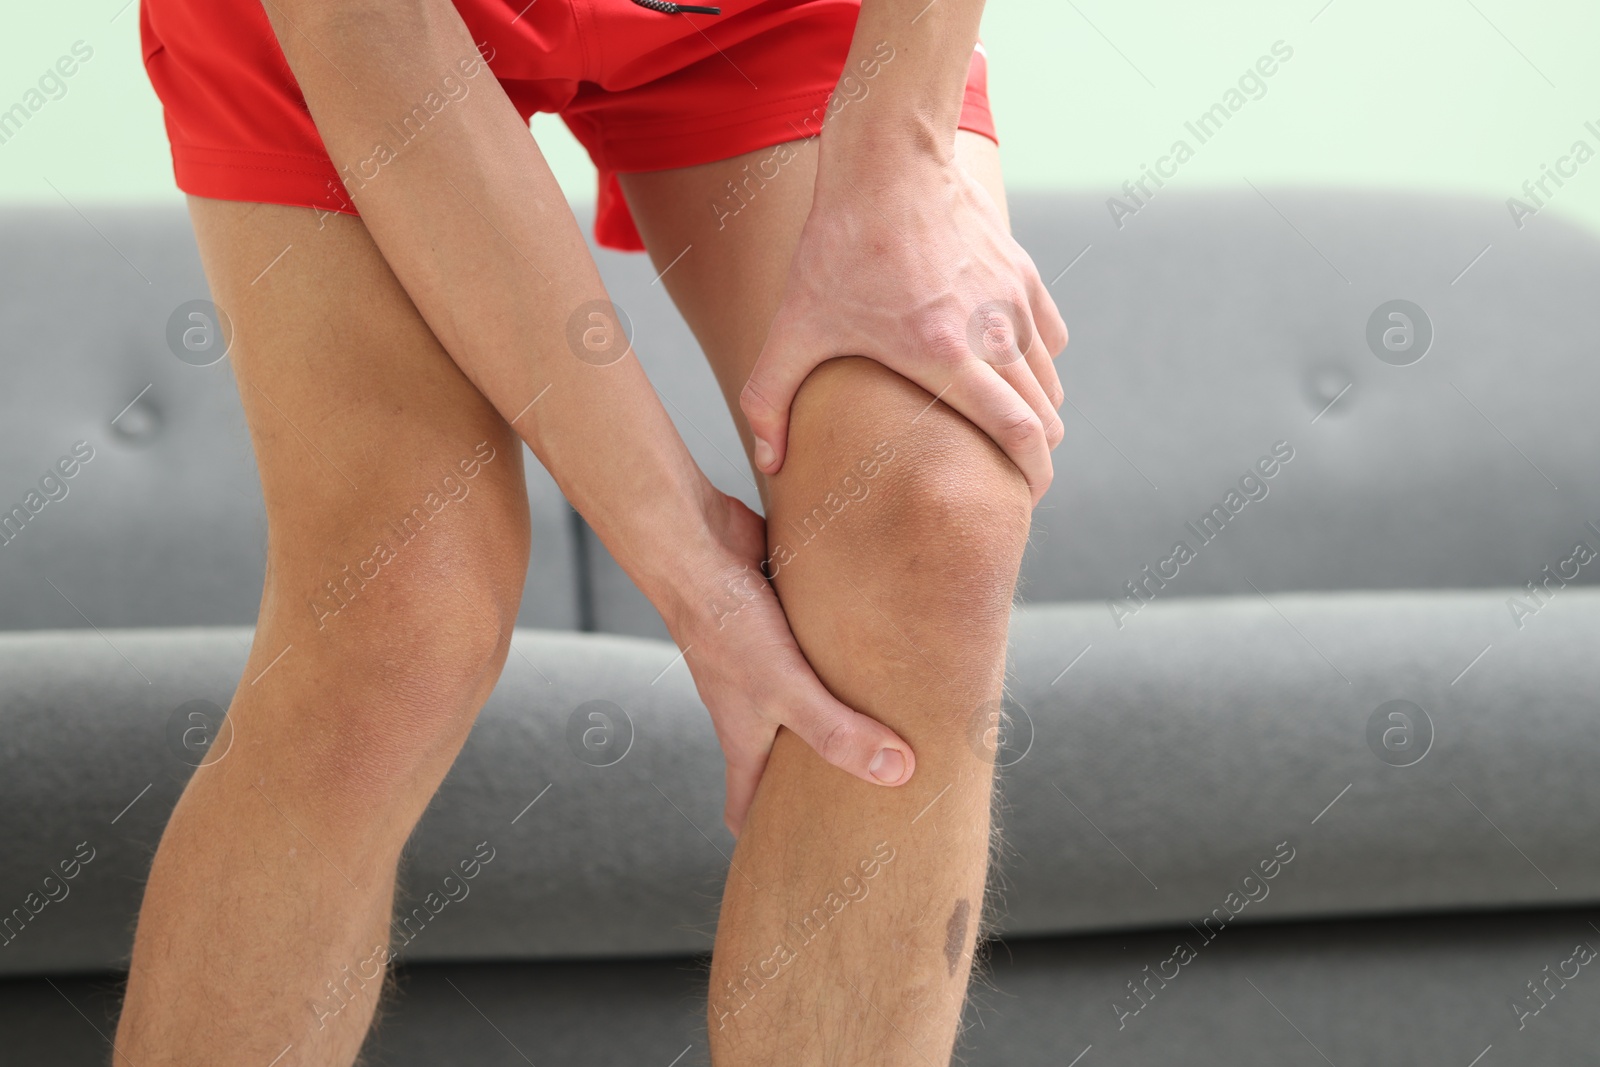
[243,0,928,838]
[116,0,1060,1060]
[115,198,532,1064]
[741,0,1069,494]
[248,0,921,837]
[116,130,1031,1067]
[621,129,1031,1066]
[945,899,973,976]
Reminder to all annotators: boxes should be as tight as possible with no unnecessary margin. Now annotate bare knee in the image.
[259,449,531,791]
[769,356,1032,625]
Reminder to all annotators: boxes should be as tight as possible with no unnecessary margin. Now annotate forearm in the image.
[821,0,985,167]
[262,0,717,616]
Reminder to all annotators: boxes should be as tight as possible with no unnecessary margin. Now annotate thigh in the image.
[617,130,1009,478]
[186,197,531,641]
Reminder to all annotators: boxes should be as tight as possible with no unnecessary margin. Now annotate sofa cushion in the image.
[578,190,1600,638]
[2,588,1596,975]
[0,206,580,632]
[1010,189,1600,606]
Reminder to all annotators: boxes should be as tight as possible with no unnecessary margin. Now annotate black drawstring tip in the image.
[630,0,721,13]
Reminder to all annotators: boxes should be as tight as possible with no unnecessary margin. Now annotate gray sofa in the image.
[3,189,1598,1065]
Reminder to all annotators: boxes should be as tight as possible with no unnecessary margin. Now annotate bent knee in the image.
[770,357,1031,618]
[264,452,531,733]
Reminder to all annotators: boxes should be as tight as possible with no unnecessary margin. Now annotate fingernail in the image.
[753,437,776,471]
[869,748,905,784]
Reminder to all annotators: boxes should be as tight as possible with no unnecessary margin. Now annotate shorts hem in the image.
[161,98,999,251]
[172,145,357,216]
[583,87,997,252]
[580,88,835,175]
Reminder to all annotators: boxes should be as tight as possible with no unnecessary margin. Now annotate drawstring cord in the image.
[630,0,721,13]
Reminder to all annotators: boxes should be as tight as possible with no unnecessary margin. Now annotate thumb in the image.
[740,321,819,476]
[779,671,916,787]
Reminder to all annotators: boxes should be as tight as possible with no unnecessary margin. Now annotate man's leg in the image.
[621,131,1029,1064]
[115,198,531,1065]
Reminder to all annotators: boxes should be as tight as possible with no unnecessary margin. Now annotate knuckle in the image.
[740,377,775,419]
[997,409,1045,454]
[917,319,973,366]
[812,717,856,768]
[971,297,1031,364]
[1008,297,1038,344]
[1045,377,1065,408]
[1033,465,1055,497]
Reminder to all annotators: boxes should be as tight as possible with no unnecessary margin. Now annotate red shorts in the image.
[139,0,997,252]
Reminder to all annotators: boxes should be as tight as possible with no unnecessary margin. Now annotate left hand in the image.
[739,153,1069,503]
[665,486,917,838]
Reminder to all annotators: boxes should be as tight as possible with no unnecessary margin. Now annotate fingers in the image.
[992,353,1065,451]
[1020,273,1067,408]
[1028,266,1070,361]
[978,297,1063,451]
[741,316,821,477]
[942,361,1057,504]
[964,296,1063,481]
[776,655,916,788]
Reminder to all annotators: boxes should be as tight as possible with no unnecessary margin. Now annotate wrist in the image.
[813,132,961,217]
[626,475,746,639]
[623,474,714,609]
[817,107,955,188]
[657,482,775,647]
[815,9,979,178]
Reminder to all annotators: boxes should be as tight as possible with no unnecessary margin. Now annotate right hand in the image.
[740,154,1069,503]
[666,488,916,837]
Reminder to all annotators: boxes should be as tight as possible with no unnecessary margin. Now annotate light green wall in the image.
[4,1,1598,235]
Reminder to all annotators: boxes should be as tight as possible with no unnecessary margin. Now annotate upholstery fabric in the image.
[10,907,1599,1065]
[3,589,1596,977]
[0,208,581,632]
